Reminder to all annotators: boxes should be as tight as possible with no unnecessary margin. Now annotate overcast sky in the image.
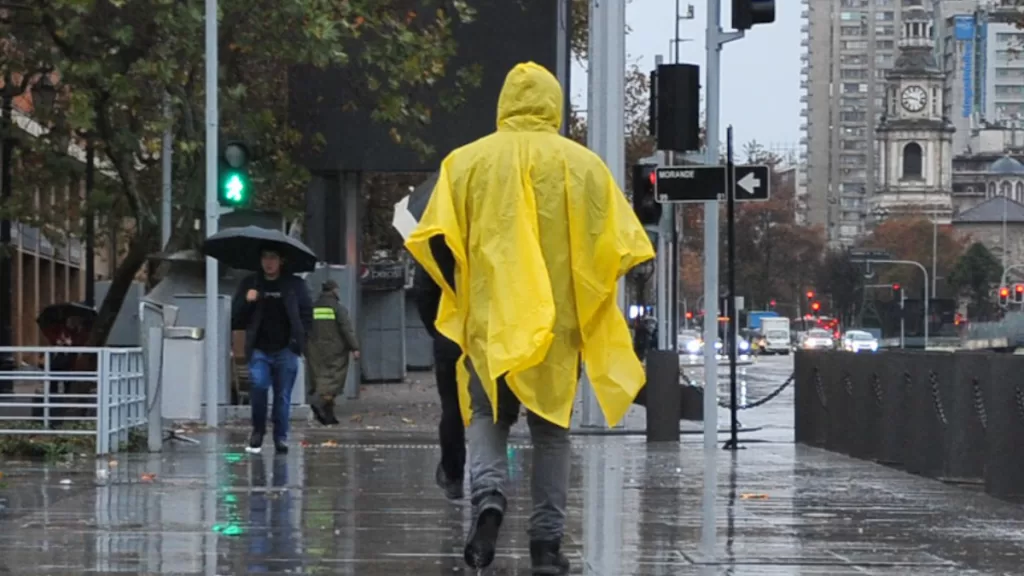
[569,0,801,154]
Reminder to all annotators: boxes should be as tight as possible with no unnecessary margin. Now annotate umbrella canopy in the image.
[202,226,318,273]
[392,171,438,240]
[36,302,96,328]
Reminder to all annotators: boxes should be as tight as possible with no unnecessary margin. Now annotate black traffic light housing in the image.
[891,282,901,294]
[632,163,662,226]
[732,0,775,31]
[999,286,1010,305]
[805,290,815,301]
[1015,284,1023,303]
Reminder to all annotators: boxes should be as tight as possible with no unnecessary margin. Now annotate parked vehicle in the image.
[842,330,878,353]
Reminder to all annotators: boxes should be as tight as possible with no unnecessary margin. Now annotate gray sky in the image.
[570,0,801,154]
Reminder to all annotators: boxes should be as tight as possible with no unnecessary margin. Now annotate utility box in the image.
[161,326,205,420]
[171,295,232,406]
[360,261,407,382]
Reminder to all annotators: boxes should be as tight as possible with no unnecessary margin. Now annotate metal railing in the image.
[0,346,147,455]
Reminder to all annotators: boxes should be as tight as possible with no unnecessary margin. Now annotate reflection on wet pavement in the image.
[0,358,1022,574]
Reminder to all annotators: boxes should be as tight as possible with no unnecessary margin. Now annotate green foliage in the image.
[948,242,1003,320]
[1,0,476,345]
[0,421,145,459]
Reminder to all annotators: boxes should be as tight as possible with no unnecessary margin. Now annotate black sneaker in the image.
[274,439,288,454]
[435,462,464,501]
[463,506,503,569]
[529,540,570,575]
[246,431,263,454]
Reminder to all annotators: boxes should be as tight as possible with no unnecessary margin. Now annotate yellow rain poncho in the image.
[405,62,654,429]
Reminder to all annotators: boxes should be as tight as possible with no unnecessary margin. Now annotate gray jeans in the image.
[467,370,571,542]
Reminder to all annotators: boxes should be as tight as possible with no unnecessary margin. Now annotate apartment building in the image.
[940,0,1024,157]
[802,0,942,245]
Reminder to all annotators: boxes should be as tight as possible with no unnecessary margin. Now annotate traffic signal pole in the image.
[204,0,220,427]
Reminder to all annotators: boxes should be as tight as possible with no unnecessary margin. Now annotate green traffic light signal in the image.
[219,170,248,206]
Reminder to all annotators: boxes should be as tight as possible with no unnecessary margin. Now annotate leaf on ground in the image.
[140,473,157,482]
[740,493,768,500]
[321,440,339,447]
[349,414,363,423]
[401,417,414,424]
[108,460,118,467]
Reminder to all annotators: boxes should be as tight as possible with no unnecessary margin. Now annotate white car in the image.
[842,330,878,353]
[802,329,834,350]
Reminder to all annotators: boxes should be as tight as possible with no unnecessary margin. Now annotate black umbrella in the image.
[392,171,438,240]
[36,302,96,328]
[202,226,318,273]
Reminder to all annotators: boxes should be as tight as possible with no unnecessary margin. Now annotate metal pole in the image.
[675,0,681,64]
[703,0,743,452]
[724,126,740,451]
[1002,197,1008,272]
[582,0,625,427]
[84,140,95,306]
[0,93,12,377]
[931,218,937,298]
[204,0,220,427]
[161,93,173,250]
[899,289,905,349]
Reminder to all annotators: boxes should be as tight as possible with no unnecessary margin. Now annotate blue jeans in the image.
[249,349,299,442]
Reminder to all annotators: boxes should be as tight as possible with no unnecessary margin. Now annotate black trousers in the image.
[435,352,466,482]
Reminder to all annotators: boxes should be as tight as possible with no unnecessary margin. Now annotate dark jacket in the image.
[413,264,461,361]
[231,273,313,360]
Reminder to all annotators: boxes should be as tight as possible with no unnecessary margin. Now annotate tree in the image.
[816,249,864,327]
[948,242,1003,321]
[860,216,966,297]
[2,0,475,345]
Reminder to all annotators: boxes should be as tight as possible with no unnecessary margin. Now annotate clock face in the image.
[901,86,927,113]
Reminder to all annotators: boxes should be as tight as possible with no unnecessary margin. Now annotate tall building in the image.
[801,0,941,245]
[940,0,1024,157]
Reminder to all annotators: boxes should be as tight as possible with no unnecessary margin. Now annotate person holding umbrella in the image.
[406,62,654,574]
[206,227,317,455]
[305,279,360,425]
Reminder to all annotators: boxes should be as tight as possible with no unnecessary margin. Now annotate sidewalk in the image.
[2,359,1024,574]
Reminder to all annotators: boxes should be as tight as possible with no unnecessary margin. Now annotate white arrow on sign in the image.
[737,172,761,196]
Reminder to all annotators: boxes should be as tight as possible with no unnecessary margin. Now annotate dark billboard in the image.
[288,0,568,174]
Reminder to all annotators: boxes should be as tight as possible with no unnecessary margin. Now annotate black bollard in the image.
[644,350,681,442]
[984,354,1024,501]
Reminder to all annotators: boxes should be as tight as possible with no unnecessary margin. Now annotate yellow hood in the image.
[406,62,653,428]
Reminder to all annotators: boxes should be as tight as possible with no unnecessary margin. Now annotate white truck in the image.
[759,317,791,355]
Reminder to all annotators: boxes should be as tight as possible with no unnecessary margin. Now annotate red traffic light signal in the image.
[769,299,776,308]
[810,301,821,312]
[1000,286,1010,298]
[1015,284,1023,294]
[891,283,901,292]
[805,290,815,300]
[685,311,693,319]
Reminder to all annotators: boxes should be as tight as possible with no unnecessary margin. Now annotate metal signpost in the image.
[204,0,219,427]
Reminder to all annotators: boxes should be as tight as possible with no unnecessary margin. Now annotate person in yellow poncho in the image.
[406,62,654,575]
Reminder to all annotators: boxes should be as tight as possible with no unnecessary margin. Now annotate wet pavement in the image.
[2,356,1024,574]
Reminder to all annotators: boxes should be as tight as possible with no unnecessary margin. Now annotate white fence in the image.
[0,346,147,455]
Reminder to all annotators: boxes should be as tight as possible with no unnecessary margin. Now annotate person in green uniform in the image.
[306,280,360,425]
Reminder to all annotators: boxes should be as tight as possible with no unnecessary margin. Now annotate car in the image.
[678,330,703,355]
[801,328,834,350]
[761,328,791,355]
[842,330,878,353]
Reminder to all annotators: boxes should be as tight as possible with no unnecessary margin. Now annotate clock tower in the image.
[873,0,954,223]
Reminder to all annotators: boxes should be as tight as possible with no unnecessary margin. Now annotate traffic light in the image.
[805,290,815,300]
[1015,284,1023,303]
[632,163,662,226]
[810,301,821,314]
[769,299,776,308]
[1000,286,1010,305]
[685,311,693,320]
[732,0,775,31]
[891,282,901,294]
[218,141,251,207]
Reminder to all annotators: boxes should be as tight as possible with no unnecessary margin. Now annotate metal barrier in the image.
[794,349,1024,501]
[0,346,147,456]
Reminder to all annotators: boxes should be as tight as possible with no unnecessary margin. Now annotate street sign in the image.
[850,249,892,261]
[655,164,771,203]
[655,166,724,202]
[733,165,770,201]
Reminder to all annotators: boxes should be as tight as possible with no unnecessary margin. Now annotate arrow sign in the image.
[732,165,770,201]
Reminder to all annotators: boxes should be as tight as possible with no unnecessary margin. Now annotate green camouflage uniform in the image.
[306,290,360,403]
